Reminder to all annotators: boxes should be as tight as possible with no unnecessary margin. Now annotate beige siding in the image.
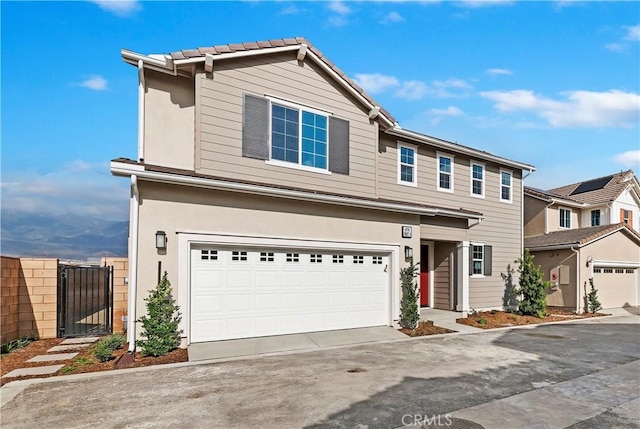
[144,70,195,170]
[532,249,578,309]
[196,53,378,198]
[524,195,548,237]
[547,204,581,232]
[433,243,455,310]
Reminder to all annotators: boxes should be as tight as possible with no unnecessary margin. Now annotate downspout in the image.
[127,175,140,353]
[138,60,145,161]
[570,246,580,314]
[522,169,533,254]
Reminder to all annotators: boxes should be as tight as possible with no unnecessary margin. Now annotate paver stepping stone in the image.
[47,344,91,353]
[2,365,65,378]
[26,353,78,363]
[60,337,100,345]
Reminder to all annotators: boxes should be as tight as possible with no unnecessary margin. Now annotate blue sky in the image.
[2,1,638,221]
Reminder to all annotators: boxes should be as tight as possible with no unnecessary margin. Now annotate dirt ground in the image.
[0,337,188,386]
[457,308,606,329]
[399,320,455,336]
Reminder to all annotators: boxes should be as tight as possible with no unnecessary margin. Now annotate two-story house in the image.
[524,171,640,312]
[112,38,535,347]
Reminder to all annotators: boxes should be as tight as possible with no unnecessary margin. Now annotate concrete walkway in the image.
[188,326,407,361]
[1,337,99,380]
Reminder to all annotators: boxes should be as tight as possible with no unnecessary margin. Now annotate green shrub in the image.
[1,337,35,356]
[399,257,420,330]
[478,317,488,325]
[514,250,550,318]
[587,278,602,314]
[93,341,115,362]
[102,334,126,351]
[137,272,182,357]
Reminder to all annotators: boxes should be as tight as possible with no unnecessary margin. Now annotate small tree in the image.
[586,278,602,314]
[137,272,182,357]
[514,249,550,318]
[399,257,420,330]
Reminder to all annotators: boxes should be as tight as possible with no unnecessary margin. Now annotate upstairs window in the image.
[621,209,633,228]
[560,208,571,229]
[500,170,512,203]
[591,210,601,226]
[437,153,454,192]
[397,144,417,186]
[242,94,350,175]
[471,162,484,198]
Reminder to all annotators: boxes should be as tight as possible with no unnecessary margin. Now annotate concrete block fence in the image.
[0,256,128,343]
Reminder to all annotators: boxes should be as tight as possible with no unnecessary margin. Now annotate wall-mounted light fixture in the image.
[155,231,167,250]
[404,246,413,260]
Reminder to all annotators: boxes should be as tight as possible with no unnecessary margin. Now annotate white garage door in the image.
[593,267,638,308]
[190,246,390,343]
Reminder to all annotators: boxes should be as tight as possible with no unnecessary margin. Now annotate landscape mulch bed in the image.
[1,337,188,386]
[399,321,455,336]
[457,309,607,330]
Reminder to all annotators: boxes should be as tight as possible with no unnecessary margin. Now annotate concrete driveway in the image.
[1,314,638,429]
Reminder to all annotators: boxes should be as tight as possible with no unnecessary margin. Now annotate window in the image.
[271,103,327,169]
[591,210,601,226]
[559,208,571,229]
[286,253,300,262]
[242,94,350,175]
[603,268,613,274]
[615,268,624,274]
[353,255,364,264]
[625,269,635,274]
[621,209,632,227]
[470,162,484,198]
[593,268,602,273]
[259,252,274,262]
[231,251,248,261]
[437,154,453,192]
[372,256,383,265]
[310,254,322,263]
[397,144,417,186]
[469,244,492,276]
[332,255,344,264]
[500,170,512,202]
[201,250,218,261]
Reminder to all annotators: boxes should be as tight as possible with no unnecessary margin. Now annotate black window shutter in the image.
[328,116,349,175]
[484,245,492,276]
[242,94,269,160]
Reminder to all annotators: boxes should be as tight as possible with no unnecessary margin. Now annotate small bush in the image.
[92,334,126,362]
[399,258,420,330]
[478,317,488,326]
[514,250,550,318]
[1,337,35,356]
[587,278,602,314]
[102,334,126,351]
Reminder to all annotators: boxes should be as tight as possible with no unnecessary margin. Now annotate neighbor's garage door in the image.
[593,267,638,308]
[190,246,390,343]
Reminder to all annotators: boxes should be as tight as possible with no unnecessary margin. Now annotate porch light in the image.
[155,231,167,250]
[404,246,413,260]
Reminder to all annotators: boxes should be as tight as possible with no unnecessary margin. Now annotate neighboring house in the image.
[524,171,640,311]
[111,37,535,347]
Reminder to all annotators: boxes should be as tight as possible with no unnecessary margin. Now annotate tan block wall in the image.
[18,258,59,339]
[1,257,129,341]
[102,257,129,334]
[1,257,21,342]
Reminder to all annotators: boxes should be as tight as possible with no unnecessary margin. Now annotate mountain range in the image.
[1,210,128,261]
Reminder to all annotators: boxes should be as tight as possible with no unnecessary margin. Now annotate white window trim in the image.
[470,242,485,278]
[437,152,454,193]
[397,142,418,187]
[559,207,572,229]
[470,161,485,199]
[266,97,331,174]
[499,168,513,203]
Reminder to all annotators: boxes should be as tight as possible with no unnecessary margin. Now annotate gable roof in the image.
[547,170,638,205]
[524,186,584,206]
[122,37,535,172]
[524,223,640,250]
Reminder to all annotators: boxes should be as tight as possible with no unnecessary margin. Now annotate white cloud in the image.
[279,4,301,15]
[480,89,640,128]
[91,0,140,17]
[395,81,429,100]
[380,11,405,24]
[624,24,640,41]
[79,75,108,91]
[433,78,473,89]
[486,68,513,76]
[429,106,464,116]
[1,161,129,219]
[613,150,640,168]
[353,73,399,94]
[605,43,627,53]
[328,0,350,15]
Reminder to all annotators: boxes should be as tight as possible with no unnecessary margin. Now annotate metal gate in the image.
[57,264,113,337]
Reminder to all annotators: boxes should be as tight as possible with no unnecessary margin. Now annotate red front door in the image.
[420,245,429,307]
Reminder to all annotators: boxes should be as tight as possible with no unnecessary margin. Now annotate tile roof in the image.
[169,37,397,124]
[524,186,583,204]
[524,223,640,249]
[547,170,637,205]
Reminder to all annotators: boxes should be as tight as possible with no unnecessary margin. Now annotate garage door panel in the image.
[191,247,390,343]
[593,267,637,308]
